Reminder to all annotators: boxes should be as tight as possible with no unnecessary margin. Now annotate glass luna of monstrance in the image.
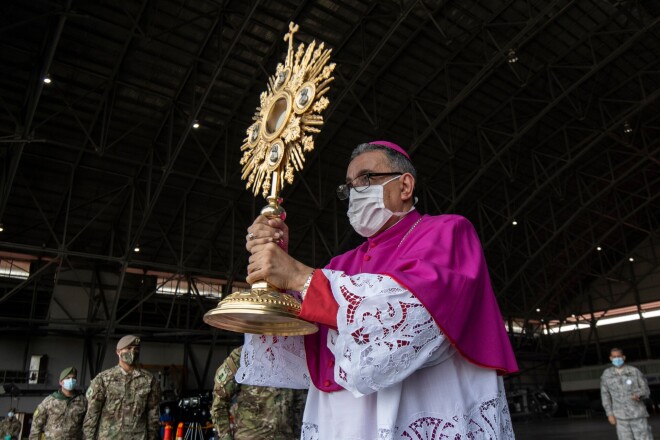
[203,23,335,335]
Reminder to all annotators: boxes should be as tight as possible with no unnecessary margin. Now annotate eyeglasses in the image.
[336,172,402,200]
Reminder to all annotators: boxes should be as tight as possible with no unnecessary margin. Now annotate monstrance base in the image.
[203,287,318,335]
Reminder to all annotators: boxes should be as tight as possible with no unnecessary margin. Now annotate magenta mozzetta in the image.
[301,211,518,392]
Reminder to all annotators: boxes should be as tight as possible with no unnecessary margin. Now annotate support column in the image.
[588,292,603,364]
[630,262,652,359]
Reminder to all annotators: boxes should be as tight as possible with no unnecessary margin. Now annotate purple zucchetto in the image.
[368,140,411,160]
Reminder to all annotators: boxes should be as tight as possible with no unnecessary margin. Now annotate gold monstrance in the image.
[203,23,335,335]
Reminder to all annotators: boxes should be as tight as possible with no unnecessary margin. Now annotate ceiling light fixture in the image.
[192,120,200,129]
[0,223,4,232]
[43,75,52,84]
[623,121,632,134]
[536,308,541,312]
[507,48,519,64]
[134,244,141,253]
[512,220,518,226]
[596,246,602,251]
[629,257,634,262]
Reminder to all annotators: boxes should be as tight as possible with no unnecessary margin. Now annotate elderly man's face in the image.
[346,151,402,210]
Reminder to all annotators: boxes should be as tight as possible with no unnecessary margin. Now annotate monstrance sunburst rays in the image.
[239,22,335,198]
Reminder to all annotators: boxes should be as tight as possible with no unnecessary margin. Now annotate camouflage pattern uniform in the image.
[29,390,87,440]
[290,387,307,438]
[601,364,653,440]
[0,417,21,439]
[83,365,161,440]
[211,346,307,440]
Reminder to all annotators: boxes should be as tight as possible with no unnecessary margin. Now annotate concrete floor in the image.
[512,415,660,439]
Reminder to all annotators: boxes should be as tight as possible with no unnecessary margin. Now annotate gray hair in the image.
[350,143,417,179]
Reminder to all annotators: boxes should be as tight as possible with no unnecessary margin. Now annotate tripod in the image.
[184,422,205,440]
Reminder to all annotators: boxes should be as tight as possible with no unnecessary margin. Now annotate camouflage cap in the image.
[59,366,77,381]
[116,334,141,350]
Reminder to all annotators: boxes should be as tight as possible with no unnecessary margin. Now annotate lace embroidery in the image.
[236,334,310,389]
[235,292,310,389]
[324,269,444,396]
[399,391,514,439]
[300,391,514,440]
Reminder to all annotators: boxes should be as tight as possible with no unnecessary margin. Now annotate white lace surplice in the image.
[236,269,514,440]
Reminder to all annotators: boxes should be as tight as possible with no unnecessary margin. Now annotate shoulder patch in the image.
[216,366,231,384]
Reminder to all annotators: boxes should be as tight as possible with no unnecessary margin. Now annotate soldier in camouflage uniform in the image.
[601,347,653,440]
[0,409,21,440]
[29,366,87,439]
[290,387,307,439]
[83,335,161,440]
[210,346,307,440]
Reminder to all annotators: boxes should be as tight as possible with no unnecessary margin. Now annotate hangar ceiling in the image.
[1,0,659,354]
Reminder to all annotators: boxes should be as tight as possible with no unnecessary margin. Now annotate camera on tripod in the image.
[178,392,212,424]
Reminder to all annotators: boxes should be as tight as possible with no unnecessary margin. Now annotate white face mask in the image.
[62,378,77,391]
[347,176,405,237]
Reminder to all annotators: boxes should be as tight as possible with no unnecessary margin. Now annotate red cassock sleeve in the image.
[299,270,338,329]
